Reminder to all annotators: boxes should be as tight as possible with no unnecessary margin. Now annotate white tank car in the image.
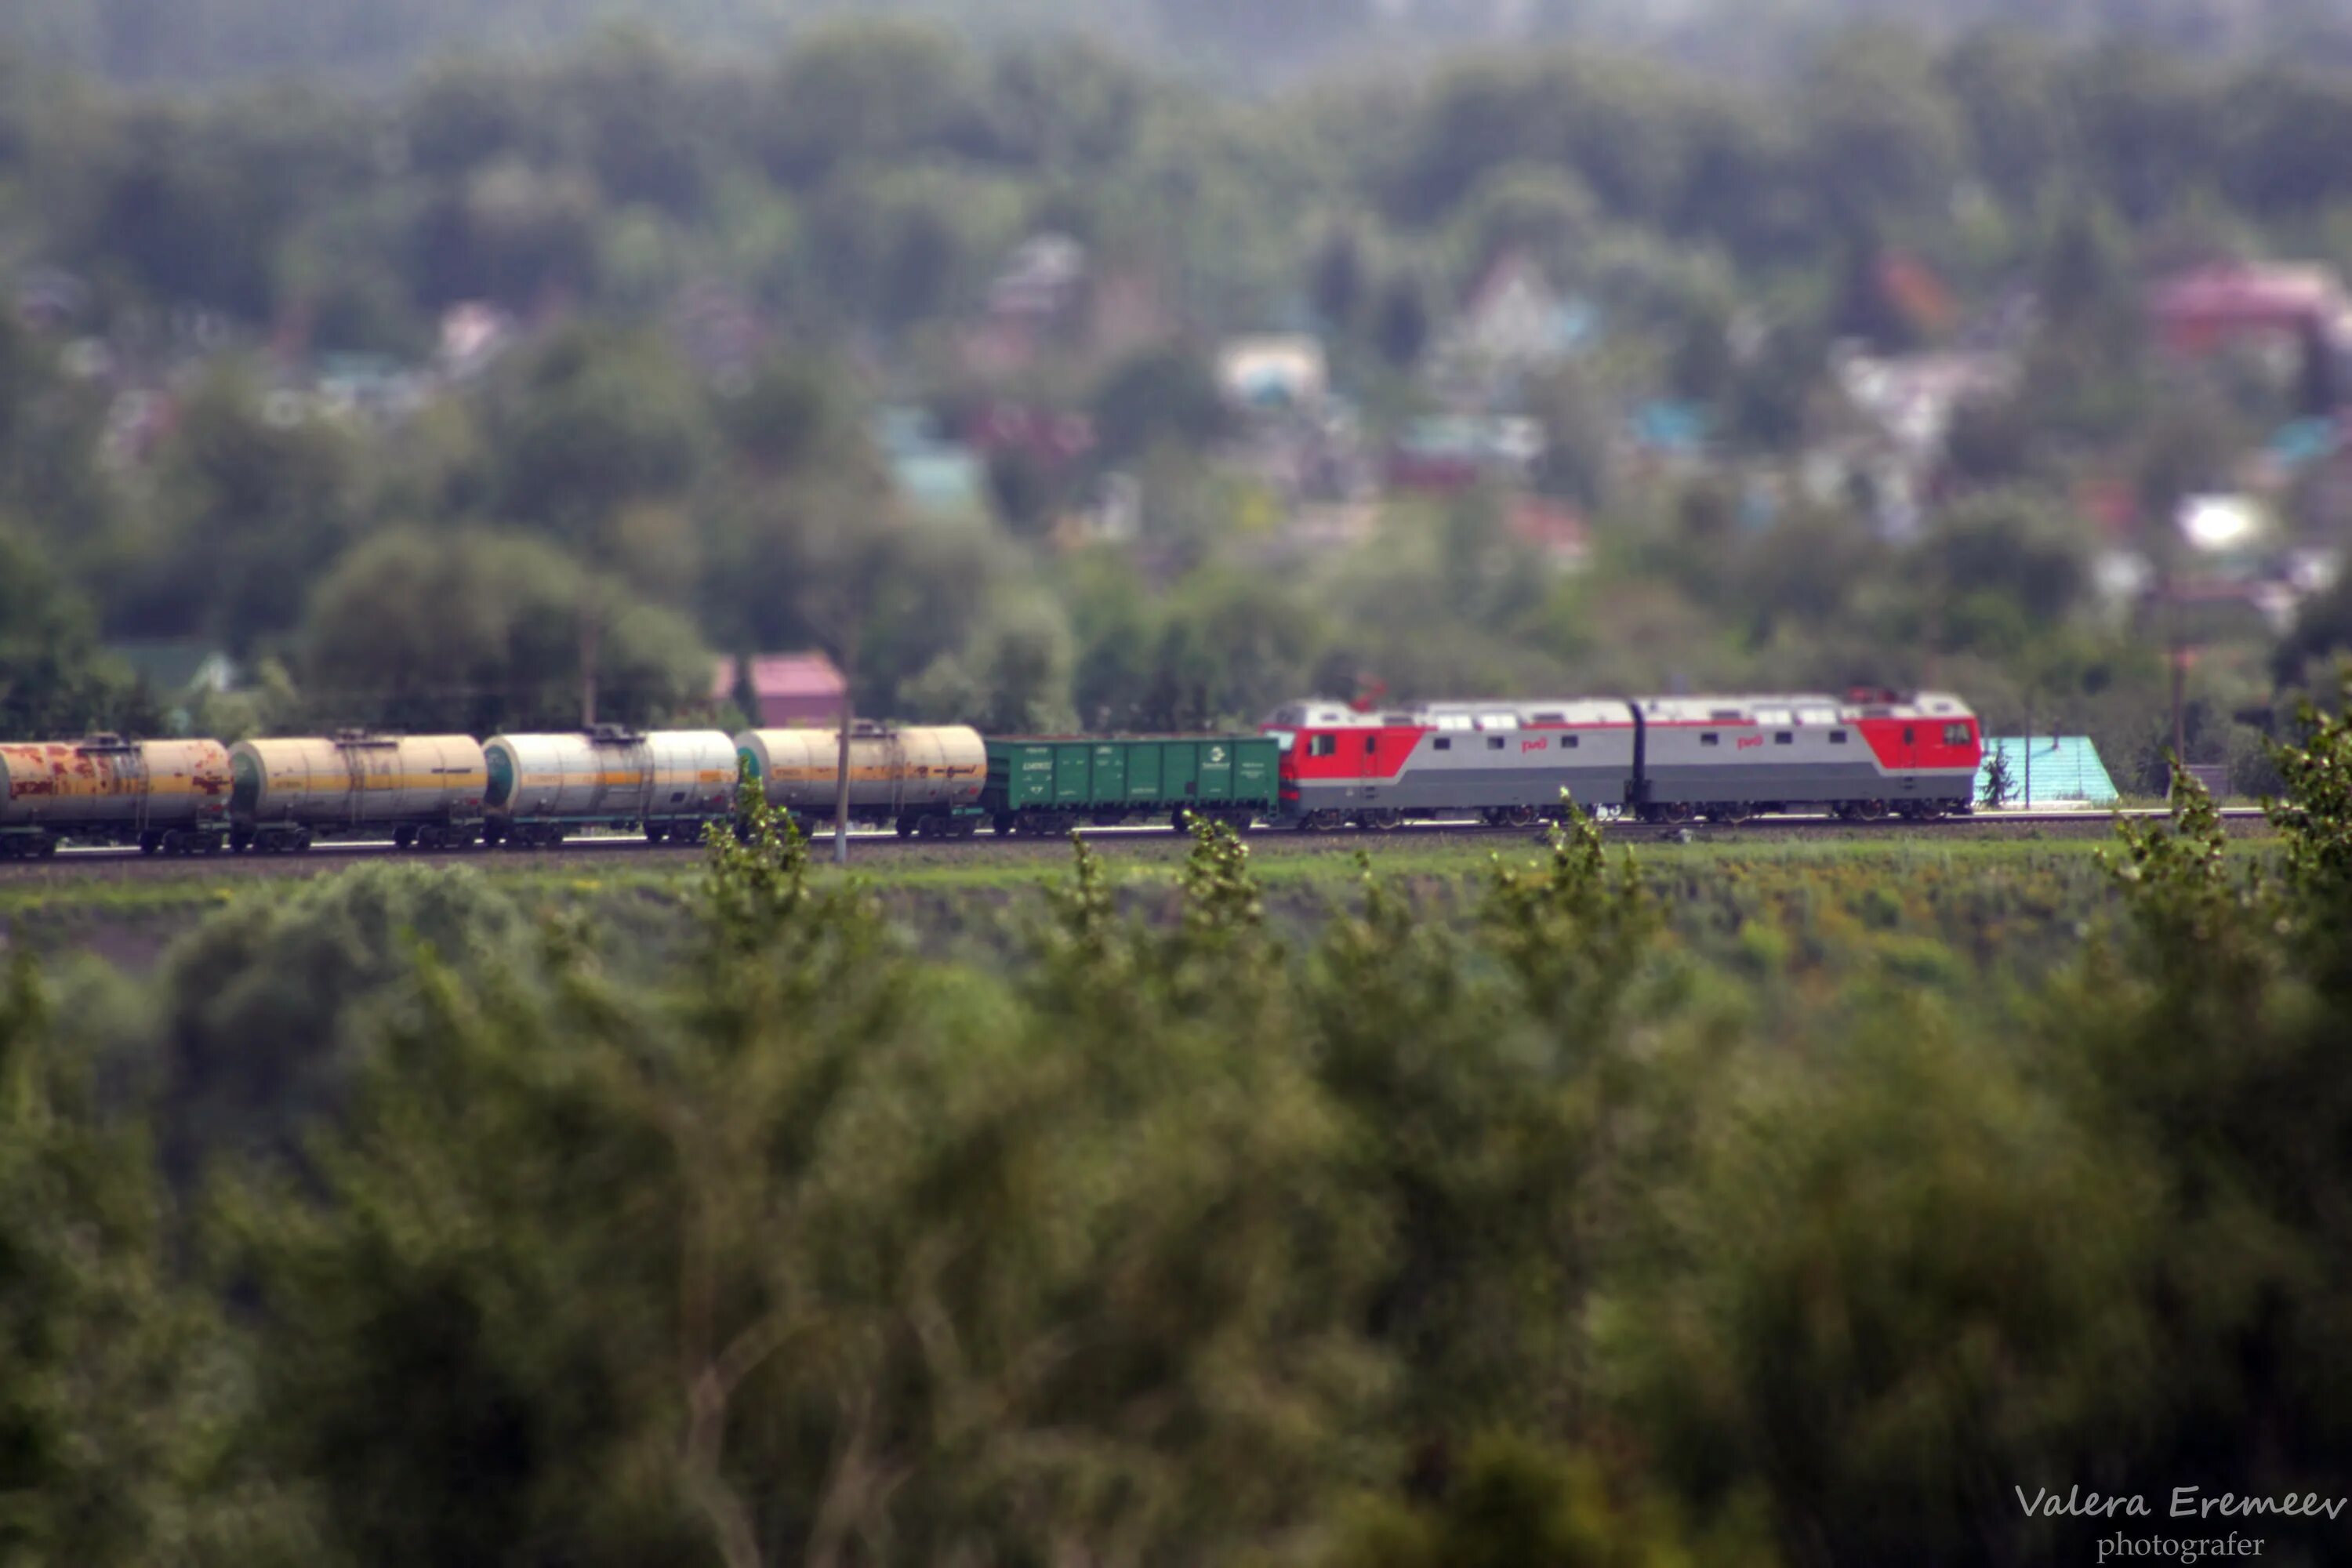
[484,726,737,846]
[0,735,233,858]
[228,732,487,851]
[735,724,986,835]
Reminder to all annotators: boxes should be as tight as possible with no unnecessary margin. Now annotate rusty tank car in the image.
[0,735,233,858]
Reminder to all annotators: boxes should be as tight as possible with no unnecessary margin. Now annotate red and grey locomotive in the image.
[1261,689,1982,828]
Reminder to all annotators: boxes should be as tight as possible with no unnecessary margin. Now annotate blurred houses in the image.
[714,652,847,727]
[1432,249,1595,405]
[1385,414,1544,493]
[962,234,1173,380]
[873,406,989,522]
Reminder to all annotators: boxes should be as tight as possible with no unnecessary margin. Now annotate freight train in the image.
[0,690,1981,858]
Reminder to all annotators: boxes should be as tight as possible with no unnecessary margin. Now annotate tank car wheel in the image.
[644,823,666,844]
[37,837,57,860]
[139,832,162,856]
[992,814,1014,837]
[293,831,314,852]
[1707,805,1752,826]
[897,816,916,839]
[394,826,417,850]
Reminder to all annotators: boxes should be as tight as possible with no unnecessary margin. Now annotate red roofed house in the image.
[713,652,847,728]
[2152,264,2346,354]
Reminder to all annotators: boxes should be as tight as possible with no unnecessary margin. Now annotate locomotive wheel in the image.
[1356,810,1400,832]
[1707,804,1752,826]
[1857,800,1889,821]
[1302,809,1347,833]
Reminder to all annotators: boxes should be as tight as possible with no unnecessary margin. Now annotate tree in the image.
[1374,271,1432,370]
[134,365,362,653]
[0,519,143,735]
[299,527,711,735]
[1979,742,2016,808]
[0,958,211,1566]
[1091,347,1229,466]
[490,324,706,545]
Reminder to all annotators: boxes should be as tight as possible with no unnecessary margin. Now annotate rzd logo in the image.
[1520,738,1547,753]
[1737,735,1764,750]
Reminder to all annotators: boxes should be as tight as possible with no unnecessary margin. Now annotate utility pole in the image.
[831,629,855,868]
[579,592,601,728]
[2022,692,2032,810]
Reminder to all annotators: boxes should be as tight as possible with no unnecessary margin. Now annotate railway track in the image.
[0,805,2272,882]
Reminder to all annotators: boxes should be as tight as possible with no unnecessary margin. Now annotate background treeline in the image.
[7,702,2352,1566]
[7,20,2352,777]
[9,0,2352,87]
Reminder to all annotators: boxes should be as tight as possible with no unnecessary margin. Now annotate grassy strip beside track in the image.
[0,824,2278,988]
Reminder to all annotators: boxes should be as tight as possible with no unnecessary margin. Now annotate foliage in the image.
[12,704,2352,1560]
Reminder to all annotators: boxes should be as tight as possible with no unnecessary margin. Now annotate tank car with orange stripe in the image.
[228,731,487,852]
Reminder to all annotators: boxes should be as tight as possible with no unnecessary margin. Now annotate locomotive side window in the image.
[1363,735,1378,755]
[1774,732,1793,745]
[1563,735,1579,749]
[1435,738,1452,751]
[1943,723,1971,746]
[1903,727,1916,744]
[1700,733,1720,746]
[1310,735,1336,758]
[1830,730,1848,744]
[1489,737,1506,750]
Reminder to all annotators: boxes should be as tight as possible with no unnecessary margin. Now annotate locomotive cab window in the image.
[1903,727,1916,745]
[1310,735,1337,758]
[1943,723,1971,746]
[1364,735,1378,755]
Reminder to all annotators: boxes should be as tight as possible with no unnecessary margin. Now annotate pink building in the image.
[713,652,847,728]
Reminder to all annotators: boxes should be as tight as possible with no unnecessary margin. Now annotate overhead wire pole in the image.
[832,626,855,868]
